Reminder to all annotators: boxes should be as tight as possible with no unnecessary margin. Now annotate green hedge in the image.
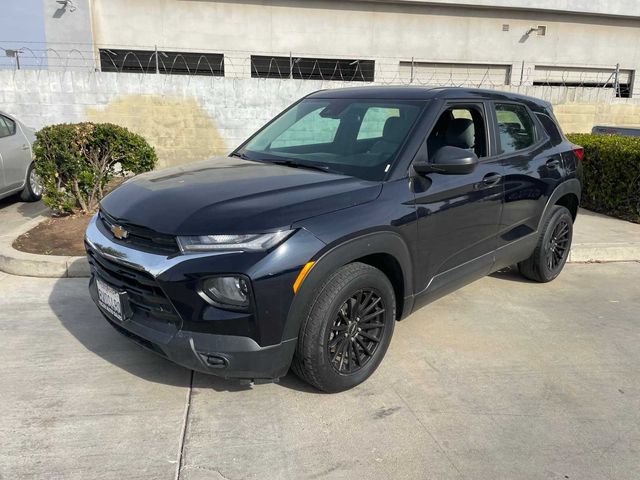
[33,123,156,214]
[566,133,640,223]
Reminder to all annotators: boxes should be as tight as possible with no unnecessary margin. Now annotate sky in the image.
[0,0,46,69]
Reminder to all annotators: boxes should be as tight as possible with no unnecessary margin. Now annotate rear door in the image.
[412,100,505,304]
[488,101,567,267]
[0,115,31,191]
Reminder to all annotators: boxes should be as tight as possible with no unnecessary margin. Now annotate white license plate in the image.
[97,278,124,322]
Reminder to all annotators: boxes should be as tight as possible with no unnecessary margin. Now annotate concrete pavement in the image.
[1,262,639,479]
[571,209,640,262]
[0,193,48,232]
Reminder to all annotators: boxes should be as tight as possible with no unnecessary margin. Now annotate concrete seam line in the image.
[175,369,194,480]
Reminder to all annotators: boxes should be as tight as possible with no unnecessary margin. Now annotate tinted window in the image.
[241,99,425,181]
[495,103,535,154]
[271,108,340,148]
[427,105,487,159]
[357,107,400,140]
[536,112,564,144]
[0,116,15,138]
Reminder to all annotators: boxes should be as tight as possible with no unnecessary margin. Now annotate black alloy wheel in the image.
[292,262,396,392]
[327,289,387,374]
[546,218,571,271]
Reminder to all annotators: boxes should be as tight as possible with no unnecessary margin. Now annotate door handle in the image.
[482,172,502,186]
[21,144,30,151]
[546,158,561,169]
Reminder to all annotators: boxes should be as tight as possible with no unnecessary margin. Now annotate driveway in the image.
[0,194,48,233]
[1,263,639,479]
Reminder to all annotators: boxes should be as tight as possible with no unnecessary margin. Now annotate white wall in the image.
[350,0,640,18]
[88,0,640,82]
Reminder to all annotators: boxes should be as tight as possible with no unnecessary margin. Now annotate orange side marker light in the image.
[293,261,315,294]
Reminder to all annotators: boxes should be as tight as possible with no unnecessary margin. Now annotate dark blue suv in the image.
[85,87,583,392]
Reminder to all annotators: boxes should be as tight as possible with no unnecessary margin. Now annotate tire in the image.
[292,262,396,393]
[518,205,573,283]
[20,163,43,202]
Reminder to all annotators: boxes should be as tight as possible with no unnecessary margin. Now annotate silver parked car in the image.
[0,111,42,202]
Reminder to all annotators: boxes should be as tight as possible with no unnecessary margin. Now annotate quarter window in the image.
[0,116,16,138]
[494,103,536,154]
[536,112,564,144]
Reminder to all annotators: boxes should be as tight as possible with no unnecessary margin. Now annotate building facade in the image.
[3,0,640,96]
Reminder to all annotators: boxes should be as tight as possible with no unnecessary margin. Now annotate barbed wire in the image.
[0,45,630,99]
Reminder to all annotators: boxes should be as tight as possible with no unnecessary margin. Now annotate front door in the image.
[412,101,504,306]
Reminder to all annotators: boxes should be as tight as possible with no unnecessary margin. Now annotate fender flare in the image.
[282,231,414,340]
[537,178,581,231]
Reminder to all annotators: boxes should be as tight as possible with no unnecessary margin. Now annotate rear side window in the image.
[0,116,16,138]
[536,112,564,144]
[494,103,535,154]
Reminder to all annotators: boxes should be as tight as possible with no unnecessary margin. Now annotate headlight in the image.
[201,276,251,310]
[177,230,294,253]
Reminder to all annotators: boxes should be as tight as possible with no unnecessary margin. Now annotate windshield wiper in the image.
[229,151,251,160]
[270,159,337,174]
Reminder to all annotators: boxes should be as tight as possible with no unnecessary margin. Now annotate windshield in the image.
[238,98,426,181]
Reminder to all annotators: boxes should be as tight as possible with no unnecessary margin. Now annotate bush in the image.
[566,133,640,223]
[33,122,156,214]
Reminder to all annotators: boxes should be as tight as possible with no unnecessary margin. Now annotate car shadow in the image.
[48,277,319,393]
[0,193,48,218]
[489,265,536,284]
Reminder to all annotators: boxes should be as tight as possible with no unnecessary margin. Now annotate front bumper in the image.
[89,277,296,378]
[84,214,322,380]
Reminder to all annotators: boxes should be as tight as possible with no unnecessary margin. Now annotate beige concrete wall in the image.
[555,102,640,133]
[1,70,638,168]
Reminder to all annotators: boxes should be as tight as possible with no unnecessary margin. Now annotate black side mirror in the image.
[413,146,479,175]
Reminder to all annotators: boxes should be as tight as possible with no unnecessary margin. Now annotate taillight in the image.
[572,146,584,161]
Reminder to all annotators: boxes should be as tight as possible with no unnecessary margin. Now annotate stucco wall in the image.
[88,0,640,86]
[0,70,638,169]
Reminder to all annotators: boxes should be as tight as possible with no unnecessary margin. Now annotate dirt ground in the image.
[13,214,92,256]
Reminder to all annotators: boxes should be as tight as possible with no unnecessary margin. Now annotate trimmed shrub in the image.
[567,133,640,223]
[33,122,156,214]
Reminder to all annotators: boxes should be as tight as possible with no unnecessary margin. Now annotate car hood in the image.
[100,156,382,235]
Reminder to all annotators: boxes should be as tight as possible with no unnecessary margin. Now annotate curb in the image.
[0,217,638,279]
[568,243,640,263]
[0,216,90,278]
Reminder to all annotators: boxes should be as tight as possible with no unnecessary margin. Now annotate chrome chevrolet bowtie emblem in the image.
[110,224,129,240]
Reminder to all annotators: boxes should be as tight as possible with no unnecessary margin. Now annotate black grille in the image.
[99,210,179,255]
[87,244,181,329]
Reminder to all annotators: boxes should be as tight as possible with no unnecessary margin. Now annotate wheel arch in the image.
[538,179,581,230]
[283,231,414,340]
[554,192,579,220]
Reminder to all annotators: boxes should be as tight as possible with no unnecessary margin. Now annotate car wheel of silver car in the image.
[292,262,396,392]
[20,163,43,202]
[518,205,573,283]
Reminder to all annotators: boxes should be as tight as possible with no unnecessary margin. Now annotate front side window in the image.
[240,98,425,181]
[427,105,487,160]
[495,103,536,154]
